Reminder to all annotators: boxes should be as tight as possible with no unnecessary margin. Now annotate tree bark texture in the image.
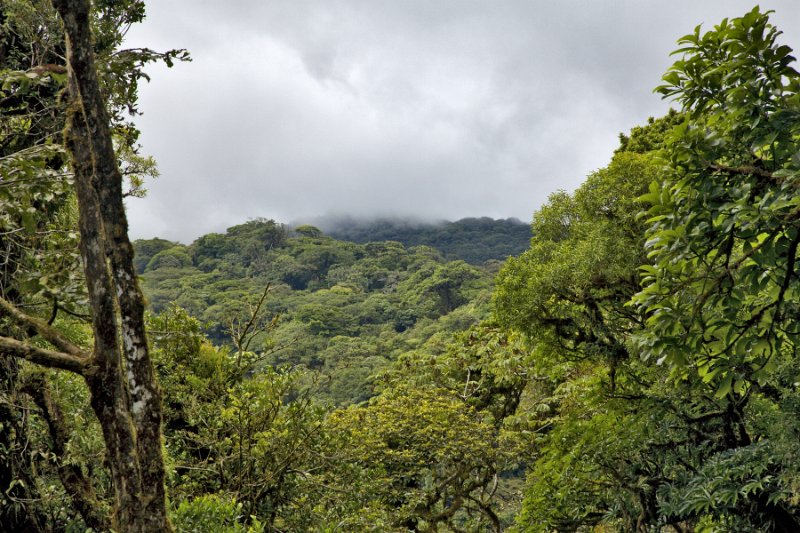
[47,0,170,529]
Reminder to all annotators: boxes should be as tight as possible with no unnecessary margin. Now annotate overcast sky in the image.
[123,1,800,243]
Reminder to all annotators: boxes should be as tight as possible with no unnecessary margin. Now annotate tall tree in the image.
[0,0,185,529]
[632,7,800,529]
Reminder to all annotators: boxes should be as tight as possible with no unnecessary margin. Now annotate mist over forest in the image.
[301,216,530,264]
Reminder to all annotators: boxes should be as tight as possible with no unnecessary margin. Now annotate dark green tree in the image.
[0,0,187,529]
[632,7,800,529]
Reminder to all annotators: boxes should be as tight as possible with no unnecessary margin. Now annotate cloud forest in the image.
[2,2,800,531]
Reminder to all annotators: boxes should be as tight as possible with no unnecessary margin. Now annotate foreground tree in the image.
[633,7,800,529]
[495,142,682,531]
[495,98,800,530]
[0,0,181,529]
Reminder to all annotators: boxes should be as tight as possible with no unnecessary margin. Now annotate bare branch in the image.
[230,283,272,355]
[708,163,778,182]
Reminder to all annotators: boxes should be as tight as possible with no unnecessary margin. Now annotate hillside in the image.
[133,219,500,405]
[313,216,530,264]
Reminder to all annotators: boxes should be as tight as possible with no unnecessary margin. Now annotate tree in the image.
[492,116,785,531]
[631,7,800,529]
[148,304,325,531]
[295,322,530,531]
[634,5,800,398]
[494,147,672,531]
[320,385,520,531]
[0,0,186,529]
[496,149,660,387]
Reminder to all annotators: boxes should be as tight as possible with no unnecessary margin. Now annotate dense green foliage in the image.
[134,221,494,405]
[322,216,530,265]
[495,7,800,531]
[5,3,800,532]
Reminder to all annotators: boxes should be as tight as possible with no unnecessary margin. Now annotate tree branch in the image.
[0,335,87,374]
[230,283,272,356]
[708,163,778,182]
[0,297,88,359]
[20,373,111,531]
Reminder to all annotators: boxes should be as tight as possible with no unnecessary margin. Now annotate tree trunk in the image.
[52,0,170,529]
[0,0,170,529]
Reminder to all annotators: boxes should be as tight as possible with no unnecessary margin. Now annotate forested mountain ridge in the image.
[314,216,530,264]
[133,221,496,404]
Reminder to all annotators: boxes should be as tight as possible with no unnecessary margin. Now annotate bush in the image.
[171,494,264,533]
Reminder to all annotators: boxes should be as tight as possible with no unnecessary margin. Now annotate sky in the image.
[123,1,800,243]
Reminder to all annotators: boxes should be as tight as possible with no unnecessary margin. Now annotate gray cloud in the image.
[123,1,800,242]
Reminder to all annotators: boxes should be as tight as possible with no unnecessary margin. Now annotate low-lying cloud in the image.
[124,0,800,242]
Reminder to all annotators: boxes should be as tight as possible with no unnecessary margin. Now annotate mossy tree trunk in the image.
[0,0,170,530]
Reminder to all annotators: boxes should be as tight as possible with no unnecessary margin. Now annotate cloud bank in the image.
[123,1,800,242]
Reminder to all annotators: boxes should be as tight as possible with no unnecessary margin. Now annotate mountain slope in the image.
[313,216,530,264]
